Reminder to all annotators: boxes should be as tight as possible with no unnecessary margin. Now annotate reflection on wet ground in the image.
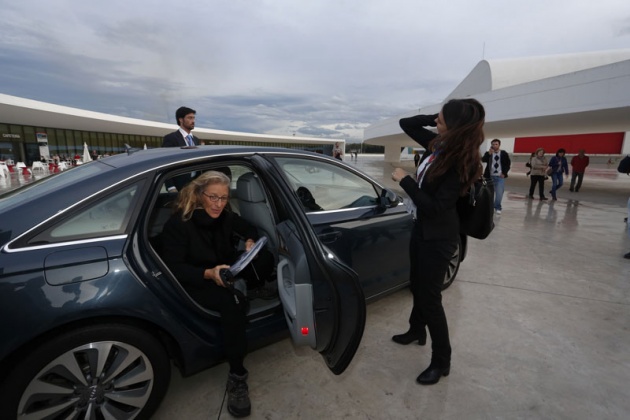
[0,169,53,194]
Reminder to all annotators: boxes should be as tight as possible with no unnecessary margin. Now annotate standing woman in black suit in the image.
[391,99,485,385]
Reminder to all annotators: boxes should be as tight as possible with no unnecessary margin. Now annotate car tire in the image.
[0,323,171,420]
[442,237,462,290]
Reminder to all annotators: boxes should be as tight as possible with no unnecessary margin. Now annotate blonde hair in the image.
[173,170,230,221]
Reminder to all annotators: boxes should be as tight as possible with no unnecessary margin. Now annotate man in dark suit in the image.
[163,106,200,192]
[162,106,200,147]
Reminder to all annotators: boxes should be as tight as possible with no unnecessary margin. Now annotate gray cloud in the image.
[1,0,629,141]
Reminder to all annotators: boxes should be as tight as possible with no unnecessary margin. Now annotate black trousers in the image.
[239,248,275,289]
[187,282,248,375]
[408,223,457,368]
[529,175,546,198]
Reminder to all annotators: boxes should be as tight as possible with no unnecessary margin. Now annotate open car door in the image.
[252,155,367,375]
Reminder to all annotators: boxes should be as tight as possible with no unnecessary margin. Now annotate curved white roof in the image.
[364,50,630,159]
[447,49,630,98]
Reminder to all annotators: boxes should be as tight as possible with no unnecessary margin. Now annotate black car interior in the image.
[148,167,282,315]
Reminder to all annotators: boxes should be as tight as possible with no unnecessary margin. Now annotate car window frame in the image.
[272,156,382,213]
[10,178,148,250]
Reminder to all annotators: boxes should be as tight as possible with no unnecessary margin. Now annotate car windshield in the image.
[0,163,109,213]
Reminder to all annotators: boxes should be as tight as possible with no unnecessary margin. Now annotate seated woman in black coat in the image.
[160,170,273,418]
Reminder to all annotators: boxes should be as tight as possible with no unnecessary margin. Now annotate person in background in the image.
[333,142,344,160]
[482,139,511,215]
[163,107,200,192]
[528,148,548,200]
[414,152,421,167]
[391,98,485,385]
[569,149,590,192]
[548,148,569,200]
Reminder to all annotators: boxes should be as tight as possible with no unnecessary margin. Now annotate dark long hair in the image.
[426,98,485,194]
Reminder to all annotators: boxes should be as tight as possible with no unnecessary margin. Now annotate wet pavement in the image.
[153,155,630,419]
[3,154,630,419]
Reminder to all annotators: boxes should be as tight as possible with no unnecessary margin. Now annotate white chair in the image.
[0,162,9,177]
[58,162,69,171]
[16,162,31,175]
[31,161,46,173]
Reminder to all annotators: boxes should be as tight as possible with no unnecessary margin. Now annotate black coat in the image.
[162,130,199,147]
[482,150,511,178]
[162,130,200,190]
[161,209,258,288]
[399,114,461,241]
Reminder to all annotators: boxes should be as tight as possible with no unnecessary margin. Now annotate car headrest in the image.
[236,172,265,203]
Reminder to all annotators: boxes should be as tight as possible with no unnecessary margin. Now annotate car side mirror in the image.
[378,188,400,208]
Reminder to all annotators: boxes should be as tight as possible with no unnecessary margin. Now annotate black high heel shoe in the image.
[392,330,426,345]
[416,364,450,385]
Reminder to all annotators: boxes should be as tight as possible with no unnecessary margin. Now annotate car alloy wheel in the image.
[442,238,461,290]
[0,324,170,419]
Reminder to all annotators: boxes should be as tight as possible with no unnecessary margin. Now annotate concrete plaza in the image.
[152,155,630,419]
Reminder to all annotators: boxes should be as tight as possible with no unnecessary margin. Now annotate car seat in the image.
[236,172,278,257]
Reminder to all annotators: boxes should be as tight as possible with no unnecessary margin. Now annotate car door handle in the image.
[319,231,342,244]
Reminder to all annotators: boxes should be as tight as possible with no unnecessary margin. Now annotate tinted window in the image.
[275,157,379,212]
[28,184,139,245]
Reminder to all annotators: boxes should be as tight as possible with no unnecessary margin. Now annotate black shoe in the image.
[540,197,548,201]
[528,195,534,199]
[416,364,450,385]
[227,372,251,418]
[569,188,574,192]
[575,189,579,192]
[392,330,427,346]
[624,252,630,260]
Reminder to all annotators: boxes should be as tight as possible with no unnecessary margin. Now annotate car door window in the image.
[274,157,379,212]
[28,184,139,245]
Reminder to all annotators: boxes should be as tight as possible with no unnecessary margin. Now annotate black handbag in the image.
[457,178,495,240]
[617,155,630,174]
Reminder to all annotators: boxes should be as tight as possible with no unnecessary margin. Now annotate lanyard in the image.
[416,153,437,184]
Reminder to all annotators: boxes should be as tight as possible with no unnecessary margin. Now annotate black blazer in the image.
[399,114,461,241]
[482,150,511,178]
[162,130,199,147]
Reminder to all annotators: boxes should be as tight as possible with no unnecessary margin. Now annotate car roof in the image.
[0,146,329,245]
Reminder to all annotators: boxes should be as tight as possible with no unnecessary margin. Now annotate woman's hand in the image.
[205,264,231,287]
[391,168,407,183]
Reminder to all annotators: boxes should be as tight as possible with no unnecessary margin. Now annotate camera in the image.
[219,268,235,290]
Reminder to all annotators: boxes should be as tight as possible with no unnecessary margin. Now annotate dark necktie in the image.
[185,134,194,146]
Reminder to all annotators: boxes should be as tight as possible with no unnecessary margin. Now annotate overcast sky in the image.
[1,0,629,143]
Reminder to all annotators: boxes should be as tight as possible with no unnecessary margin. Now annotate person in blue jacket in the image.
[548,148,569,200]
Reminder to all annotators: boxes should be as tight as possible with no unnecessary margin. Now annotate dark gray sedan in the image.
[0,146,465,418]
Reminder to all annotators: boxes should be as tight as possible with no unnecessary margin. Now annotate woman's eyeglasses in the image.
[202,192,229,203]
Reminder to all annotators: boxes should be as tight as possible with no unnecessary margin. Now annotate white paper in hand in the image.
[229,236,268,276]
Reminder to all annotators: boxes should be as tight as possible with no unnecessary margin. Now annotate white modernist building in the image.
[0,94,342,164]
[364,50,630,162]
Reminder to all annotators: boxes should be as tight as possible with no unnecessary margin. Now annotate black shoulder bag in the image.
[457,178,495,240]
[617,155,630,174]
